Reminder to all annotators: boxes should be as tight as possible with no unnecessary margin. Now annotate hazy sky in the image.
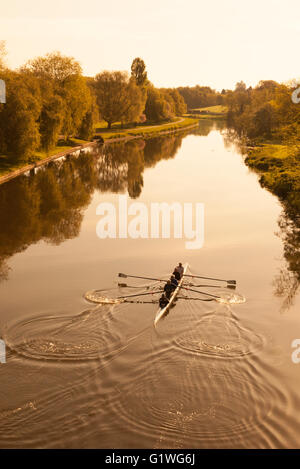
[1,0,299,90]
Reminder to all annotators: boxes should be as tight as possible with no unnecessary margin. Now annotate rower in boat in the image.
[174,263,184,278]
[173,269,181,281]
[164,280,173,299]
[159,293,169,309]
[170,275,178,289]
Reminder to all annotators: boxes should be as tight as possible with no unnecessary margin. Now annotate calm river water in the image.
[0,120,299,448]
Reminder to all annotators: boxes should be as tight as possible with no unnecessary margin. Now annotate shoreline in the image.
[244,141,300,215]
[0,119,199,186]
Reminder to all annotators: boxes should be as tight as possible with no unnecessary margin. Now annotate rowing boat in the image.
[154,263,188,326]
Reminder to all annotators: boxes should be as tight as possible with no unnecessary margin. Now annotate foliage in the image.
[177,85,223,109]
[94,71,145,128]
[0,70,41,159]
[145,86,170,121]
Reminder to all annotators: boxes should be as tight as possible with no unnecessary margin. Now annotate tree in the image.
[0,70,41,159]
[23,51,93,143]
[24,51,82,82]
[235,81,247,91]
[131,58,148,87]
[39,93,64,151]
[177,85,221,109]
[60,74,92,139]
[162,88,187,115]
[145,87,169,122]
[94,71,145,128]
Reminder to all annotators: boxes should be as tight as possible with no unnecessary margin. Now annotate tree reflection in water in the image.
[222,128,300,312]
[273,210,300,312]
[0,134,185,281]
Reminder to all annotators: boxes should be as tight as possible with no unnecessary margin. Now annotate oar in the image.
[183,274,236,285]
[119,273,165,283]
[117,290,163,299]
[119,273,221,299]
[177,296,215,302]
[189,283,236,290]
[179,285,220,299]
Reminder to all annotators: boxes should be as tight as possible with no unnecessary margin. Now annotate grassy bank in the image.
[245,143,300,213]
[94,117,198,141]
[0,117,198,179]
[0,138,88,177]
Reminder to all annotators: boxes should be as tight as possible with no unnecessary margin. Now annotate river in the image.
[0,120,299,448]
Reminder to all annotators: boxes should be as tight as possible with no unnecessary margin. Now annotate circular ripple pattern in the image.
[173,312,266,359]
[110,347,289,448]
[4,309,125,363]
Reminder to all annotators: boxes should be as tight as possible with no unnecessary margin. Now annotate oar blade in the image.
[227,280,236,284]
[118,273,127,278]
[227,284,236,290]
[118,283,127,287]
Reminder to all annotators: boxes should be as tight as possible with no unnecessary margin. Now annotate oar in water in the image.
[177,296,215,302]
[183,274,236,285]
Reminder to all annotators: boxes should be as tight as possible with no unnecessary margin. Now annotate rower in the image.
[159,293,169,309]
[173,270,181,281]
[170,275,178,289]
[174,262,184,278]
[164,280,173,299]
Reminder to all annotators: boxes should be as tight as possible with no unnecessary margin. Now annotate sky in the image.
[0,0,299,90]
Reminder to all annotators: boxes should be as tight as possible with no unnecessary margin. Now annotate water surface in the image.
[0,120,299,448]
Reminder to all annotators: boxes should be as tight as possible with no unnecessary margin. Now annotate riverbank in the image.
[0,117,198,185]
[245,142,300,214]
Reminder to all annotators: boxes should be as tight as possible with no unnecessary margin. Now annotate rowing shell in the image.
[154,263,188,327]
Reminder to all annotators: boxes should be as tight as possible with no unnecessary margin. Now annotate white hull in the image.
[154,263,188,327]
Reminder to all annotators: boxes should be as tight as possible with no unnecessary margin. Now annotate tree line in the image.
[177,85,224,109]
[0,46,187,162]
[225,79,300,142]
[225,79,300,226]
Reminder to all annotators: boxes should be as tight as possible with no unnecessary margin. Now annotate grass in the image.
[191,105,228,115]
[245,142,300,212]
[94,117,199,141]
